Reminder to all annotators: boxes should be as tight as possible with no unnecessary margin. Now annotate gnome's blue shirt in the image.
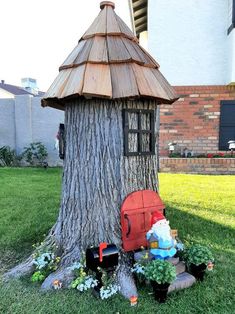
[146,231,176,260]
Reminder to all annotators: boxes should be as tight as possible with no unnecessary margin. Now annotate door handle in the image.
[124,214,131,237]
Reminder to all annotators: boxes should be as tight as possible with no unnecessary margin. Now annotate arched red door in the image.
[121,190,165,252]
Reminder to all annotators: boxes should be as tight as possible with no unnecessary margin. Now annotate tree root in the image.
[116,253,137,299]
[3,256,34,281]
[2,242,137,299]
[3,232,56,281]
[117,264,137,299]
[41,267,74,290]
[41,246,80,290]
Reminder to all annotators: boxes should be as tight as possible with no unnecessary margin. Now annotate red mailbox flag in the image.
[99,242,108,262]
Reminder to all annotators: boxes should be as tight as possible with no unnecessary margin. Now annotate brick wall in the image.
[159,85,235,156]
[160,158,235,175]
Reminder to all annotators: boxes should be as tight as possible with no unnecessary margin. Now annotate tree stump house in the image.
[40,0,178,292]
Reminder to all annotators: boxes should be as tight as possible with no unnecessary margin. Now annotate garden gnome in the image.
[146,212,176,259]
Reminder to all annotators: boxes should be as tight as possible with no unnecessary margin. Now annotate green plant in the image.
[31,241,61,282]
[144,260,176,284]
[22,142,48,166]
[0,146,21,166]
[31,271,45,282]
[169,152,181,158]
[96,267,120,299]
[70,262,98,292]
[184,244,214,266]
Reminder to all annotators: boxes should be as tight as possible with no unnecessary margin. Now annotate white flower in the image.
[100,284,120,300]
[76,276,98,292]
[131,263,145,275]
[33,252,54,270]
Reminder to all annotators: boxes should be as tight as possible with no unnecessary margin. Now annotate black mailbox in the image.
[86,243,119,271]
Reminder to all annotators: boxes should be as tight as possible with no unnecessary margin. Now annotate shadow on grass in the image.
[0,204,234,314]
[165,203,235,243]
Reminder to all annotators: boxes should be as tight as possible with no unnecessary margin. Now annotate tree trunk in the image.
[5,99,159,297]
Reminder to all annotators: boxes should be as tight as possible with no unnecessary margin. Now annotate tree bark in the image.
[5,99,159,297]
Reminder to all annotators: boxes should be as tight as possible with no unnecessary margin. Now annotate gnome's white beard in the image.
[152,223,172,241]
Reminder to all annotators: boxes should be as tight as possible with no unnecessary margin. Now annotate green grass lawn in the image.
[0,168,235,314]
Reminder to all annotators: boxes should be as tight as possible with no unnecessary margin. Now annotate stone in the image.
[168,272,196,293]
[167,257,179,265]
[175,261,186,275]
[134,250,153,262]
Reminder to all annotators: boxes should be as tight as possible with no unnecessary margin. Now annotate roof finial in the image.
[100,1,115,10]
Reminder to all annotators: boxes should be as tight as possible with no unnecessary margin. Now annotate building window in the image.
[219,101,235,150]
[228,0,235,34]
[123,109,155,156]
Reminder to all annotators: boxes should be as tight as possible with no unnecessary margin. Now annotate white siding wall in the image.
[0,99,16,148]
[0,96,64,166]
[229,30,235,82]
[228,0,233,27]
[0,89,14,98]
[148,0,231,85]
[228,0,235,83]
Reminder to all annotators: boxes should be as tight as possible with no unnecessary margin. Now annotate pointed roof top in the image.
[42,1,178,110]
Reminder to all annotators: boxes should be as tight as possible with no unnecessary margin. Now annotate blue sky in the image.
[0,0,131,91]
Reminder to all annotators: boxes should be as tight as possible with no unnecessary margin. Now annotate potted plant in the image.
[184,244,214,281]
[144,259,176,303]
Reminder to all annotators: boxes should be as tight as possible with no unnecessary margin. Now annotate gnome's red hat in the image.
[151,211,165,226]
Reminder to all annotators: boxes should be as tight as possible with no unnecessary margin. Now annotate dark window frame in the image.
[219,100,235,150]
[58,123,65,159]
[123,109,155,156]
[228,0,235,34]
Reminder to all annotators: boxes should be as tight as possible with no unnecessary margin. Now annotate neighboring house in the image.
[0,80,33,98]
[129,0,235,156]
[0,79,64,165]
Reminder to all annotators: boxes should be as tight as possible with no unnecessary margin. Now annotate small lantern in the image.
[168,142,177,156]
[228,140,235,156]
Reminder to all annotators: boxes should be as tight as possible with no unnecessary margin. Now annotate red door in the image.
[121,190,165,252]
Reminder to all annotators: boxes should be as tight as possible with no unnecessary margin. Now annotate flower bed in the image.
[160,158,235,174]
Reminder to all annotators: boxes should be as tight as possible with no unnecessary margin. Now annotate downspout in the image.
[128,0,136,35]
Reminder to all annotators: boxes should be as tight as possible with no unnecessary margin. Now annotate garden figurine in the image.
[53,279,62,289]
[130,296,138,306]
[146,212,176,259]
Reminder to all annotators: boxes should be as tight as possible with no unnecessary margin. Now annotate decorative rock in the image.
[166,257,179,265]
[134,250,153,262]
[175,261,186,275]
[168,272,196,293]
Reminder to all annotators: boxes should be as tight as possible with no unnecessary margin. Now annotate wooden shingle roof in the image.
[42,1,178,110]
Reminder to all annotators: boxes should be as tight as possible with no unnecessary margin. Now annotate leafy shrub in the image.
[184,244,214,266]
[169,152,181,158]
[31,271,45,282]
[0,146,21,167]
[144,260,176,284]
[22,142,48,166]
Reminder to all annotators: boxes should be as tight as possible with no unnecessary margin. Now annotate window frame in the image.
[228,0,235,34]
[123,109,155,156]
[58,123,65,159]
[219,100,235,150]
